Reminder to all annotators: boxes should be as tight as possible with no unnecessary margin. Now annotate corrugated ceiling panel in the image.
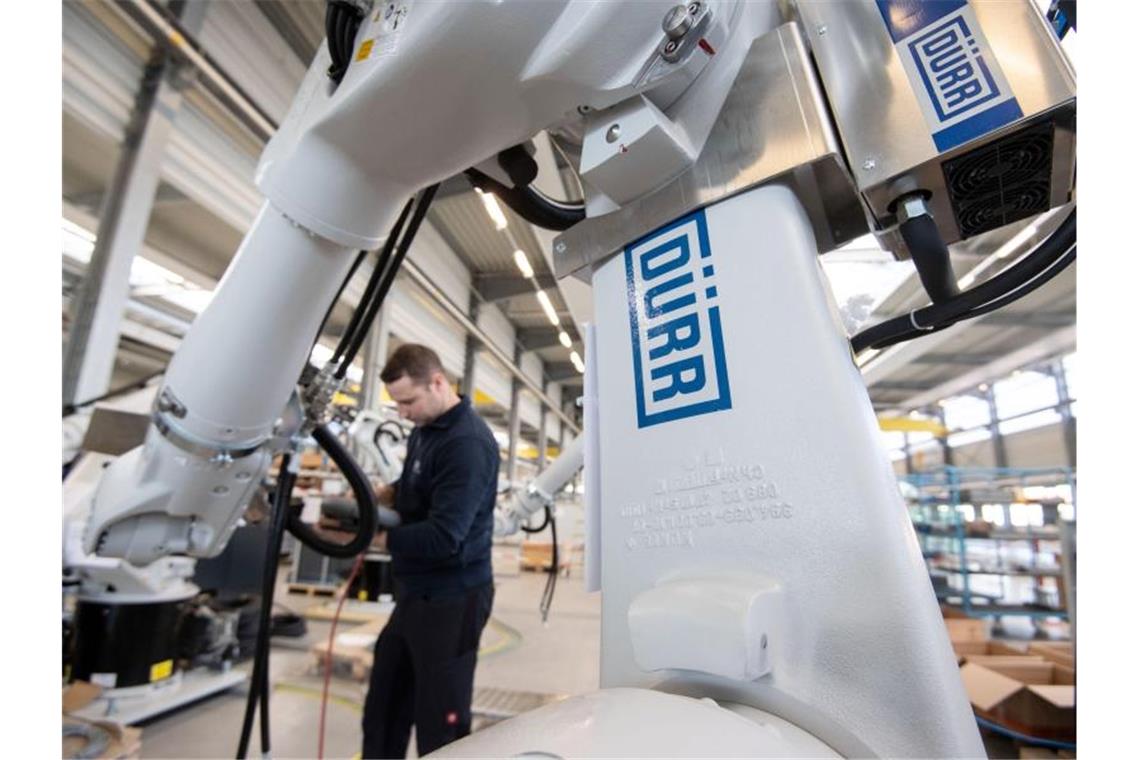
[198,1,308,124]
[473,358,512,409]
[63,3,143,144]
[408,222,474,309]
[387,281,466,379]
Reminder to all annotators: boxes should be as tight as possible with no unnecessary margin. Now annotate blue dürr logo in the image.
[876,0,1023,152]
[909,15,999,121]
[624,209,732,429]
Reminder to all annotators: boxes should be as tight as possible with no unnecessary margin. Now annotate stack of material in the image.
[63,683,142,759]
[943,617,1075,745]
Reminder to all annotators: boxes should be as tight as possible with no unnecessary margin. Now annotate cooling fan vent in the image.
[942,120,1055,238]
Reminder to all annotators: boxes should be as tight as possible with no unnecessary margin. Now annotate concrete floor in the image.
[135,568,600,759]
[120,563,1063,759]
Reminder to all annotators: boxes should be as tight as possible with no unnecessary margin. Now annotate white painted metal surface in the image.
[433,687,838,758]
[589,185,983,757]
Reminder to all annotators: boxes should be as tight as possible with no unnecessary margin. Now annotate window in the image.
[942,394,993,447]
[994,371,1060,434]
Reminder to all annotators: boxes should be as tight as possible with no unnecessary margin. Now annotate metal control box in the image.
[784,0,1076,245]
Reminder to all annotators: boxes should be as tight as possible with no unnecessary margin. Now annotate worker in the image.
[360,343,499,759]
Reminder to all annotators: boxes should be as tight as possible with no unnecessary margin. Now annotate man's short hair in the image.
[381,343,445,386]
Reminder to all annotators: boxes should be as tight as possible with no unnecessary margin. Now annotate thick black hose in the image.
[286,424,378,558]
[851,210,1075,354]
[901,213,960,303]
[861,245,1075,352]
[330,199,415,365]
[236,454,297,759]
[336,184,440,378]
[465,169,585,232]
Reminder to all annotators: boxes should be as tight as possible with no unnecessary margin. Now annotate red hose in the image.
[319,553,365,759]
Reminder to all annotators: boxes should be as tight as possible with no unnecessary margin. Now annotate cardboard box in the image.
[963,655,1053,683]
[1028,641,1075,669]
[944,618,990,642]
[960,662,1075,742]
[952,640,1027,658]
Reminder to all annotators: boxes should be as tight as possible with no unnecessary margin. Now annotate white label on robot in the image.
[876,0,1023,151]
[624,209,732,429]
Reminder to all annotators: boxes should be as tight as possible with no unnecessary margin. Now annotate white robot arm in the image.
[494,434,584,537]
[83,0,762,566]
[76,1,1076,755]
[347,409,408,485]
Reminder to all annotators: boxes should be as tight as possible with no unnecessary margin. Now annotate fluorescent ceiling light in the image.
[513,249,534,278]
[558,331,572,348]
[570,350,585,373]
[536,290,560,326]
[477,188,508,230]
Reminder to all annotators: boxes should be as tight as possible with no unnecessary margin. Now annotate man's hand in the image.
[316,517,388,551]
[375,482,396,507]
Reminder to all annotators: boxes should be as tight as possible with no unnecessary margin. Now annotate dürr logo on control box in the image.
[909,14,999,121]
[877,0,1022,152]
[624,209,732,429]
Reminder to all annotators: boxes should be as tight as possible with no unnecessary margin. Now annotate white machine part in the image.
[84,0,781,568]
[65,0,1081,755]
[494,433,584,537]
[348,409,408,484]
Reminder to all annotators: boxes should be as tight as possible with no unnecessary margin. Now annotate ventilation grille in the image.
[942,120,1055,238]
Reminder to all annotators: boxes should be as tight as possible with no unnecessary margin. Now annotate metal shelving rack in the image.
[902,466,1076,628]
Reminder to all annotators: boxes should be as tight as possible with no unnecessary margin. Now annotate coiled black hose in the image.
[286,424,379,558]
[465,169,585,231]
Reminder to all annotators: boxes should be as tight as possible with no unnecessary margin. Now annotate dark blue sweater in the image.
[387,396,499,597]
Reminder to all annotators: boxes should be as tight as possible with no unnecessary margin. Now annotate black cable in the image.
[62,370,165,417]
[862,245,1075,352]
[335,184,440,378]
[900,212,960,303]
[236,453,297,759]
[465,169,585,232]
[286,424,379,558]
[520,505,551,533]
[540,509,558,623]
[313,249,367,351]
[331,198,415,366]
[851,210,1075,354]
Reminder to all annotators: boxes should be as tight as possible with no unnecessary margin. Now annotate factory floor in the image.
[136,567,601,759]
[126,565,1050,759]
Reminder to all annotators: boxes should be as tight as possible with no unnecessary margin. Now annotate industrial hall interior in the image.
[51,0,1117,758]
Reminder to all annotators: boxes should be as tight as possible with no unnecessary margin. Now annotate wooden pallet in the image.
[310,618,385,682]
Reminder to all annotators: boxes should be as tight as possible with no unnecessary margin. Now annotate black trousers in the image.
[361,582,494,759]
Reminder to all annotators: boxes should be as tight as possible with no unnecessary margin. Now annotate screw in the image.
[862,158,876,171]
[664,39,679,55]
[555,242,567,253]
[817,24,828,36]
[212,485,229,495]
[236,471,252,482]
[606,124,621,143]
[688,2,701,15]
[577,105,591,115]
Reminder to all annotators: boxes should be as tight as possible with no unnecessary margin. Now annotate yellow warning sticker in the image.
[150,659,174,682]
[356,39,375,62]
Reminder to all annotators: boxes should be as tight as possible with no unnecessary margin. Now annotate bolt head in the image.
[862,158,876,171]
[817,24,828,36]
[605,124,621,143]
[662,4,693,39]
